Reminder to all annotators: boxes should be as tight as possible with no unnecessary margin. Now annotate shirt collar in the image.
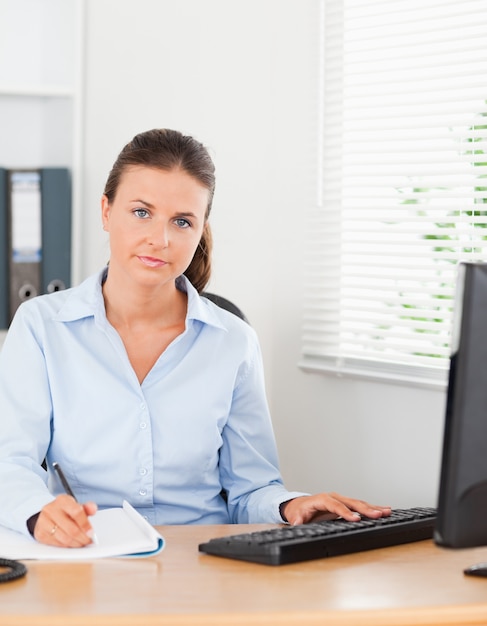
[177,275,225,329]
[53,269,227,331]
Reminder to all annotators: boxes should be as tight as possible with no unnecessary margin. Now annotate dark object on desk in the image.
[0,558,27,583]
[434,262,487,549]
[199,507,437,565]
[464,563,487,578]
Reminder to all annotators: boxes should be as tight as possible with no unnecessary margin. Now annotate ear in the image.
[101,195,110,231]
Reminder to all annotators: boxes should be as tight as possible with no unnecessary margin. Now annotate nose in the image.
[147,223,169,249]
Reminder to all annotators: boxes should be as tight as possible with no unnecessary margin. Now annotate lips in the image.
[138,256,167,268]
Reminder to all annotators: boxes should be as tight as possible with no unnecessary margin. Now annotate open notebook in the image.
[0,500,164,560]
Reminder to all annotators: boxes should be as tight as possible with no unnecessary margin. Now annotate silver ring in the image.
[50,525,58,535]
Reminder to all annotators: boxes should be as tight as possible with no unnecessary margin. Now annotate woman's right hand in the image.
[33,494,98,547]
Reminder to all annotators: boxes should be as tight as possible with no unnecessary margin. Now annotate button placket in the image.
[137,399,152,505]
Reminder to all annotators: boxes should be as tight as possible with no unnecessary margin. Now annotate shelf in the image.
[0,86,74,98]
[0,0,84,291]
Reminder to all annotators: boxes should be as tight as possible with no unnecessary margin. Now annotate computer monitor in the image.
[435,261,487,548]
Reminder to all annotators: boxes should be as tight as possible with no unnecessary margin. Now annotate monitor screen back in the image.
[435,262,487,548]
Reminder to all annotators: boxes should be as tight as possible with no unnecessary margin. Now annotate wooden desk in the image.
[1,524,487,626]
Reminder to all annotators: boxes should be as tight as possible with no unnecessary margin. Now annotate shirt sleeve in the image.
[218,330,308,523]
[0,304,56,534]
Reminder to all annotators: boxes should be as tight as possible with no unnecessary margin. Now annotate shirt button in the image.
[139,468,147,476]
[140,403,146,410]
[139,489,147,496]
[140,422,147,429]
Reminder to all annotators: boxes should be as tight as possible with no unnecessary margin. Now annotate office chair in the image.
[201,292,249,324]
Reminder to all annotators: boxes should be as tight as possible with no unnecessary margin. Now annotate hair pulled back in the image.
[103,128,215,293]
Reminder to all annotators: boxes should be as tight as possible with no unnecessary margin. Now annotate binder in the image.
[0,167,71,327]
[0,168,8,329]
[7,170,42,322]
[40,168,72,296]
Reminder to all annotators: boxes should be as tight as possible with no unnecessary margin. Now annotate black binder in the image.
[0,168,8,328]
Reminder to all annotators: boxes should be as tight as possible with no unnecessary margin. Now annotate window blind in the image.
[301,0,487,388]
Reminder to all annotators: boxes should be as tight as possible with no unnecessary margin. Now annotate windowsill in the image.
[298,356,448,391]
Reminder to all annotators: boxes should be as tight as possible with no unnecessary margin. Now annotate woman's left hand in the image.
[280,493,392,525]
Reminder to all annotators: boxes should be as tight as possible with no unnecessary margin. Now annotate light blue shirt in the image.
[0,269,305,535]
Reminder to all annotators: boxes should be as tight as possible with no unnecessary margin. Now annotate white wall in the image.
[80,0,447,508]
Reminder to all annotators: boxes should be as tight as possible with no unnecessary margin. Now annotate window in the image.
[301,0,487,388]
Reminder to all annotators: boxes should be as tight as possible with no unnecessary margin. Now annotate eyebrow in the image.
[130,198,156,209]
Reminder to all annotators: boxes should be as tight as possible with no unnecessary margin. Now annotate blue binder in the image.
[40,168,72,296]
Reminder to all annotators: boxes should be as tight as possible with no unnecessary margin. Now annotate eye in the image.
[133,208,150,219]
[175,217,191,228]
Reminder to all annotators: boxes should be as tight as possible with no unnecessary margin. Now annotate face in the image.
[101,166,209,289]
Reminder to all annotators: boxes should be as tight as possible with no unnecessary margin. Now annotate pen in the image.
[52,462,77,499]
[52,462,98,544]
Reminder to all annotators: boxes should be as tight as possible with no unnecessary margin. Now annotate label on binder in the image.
[10,170,42,263]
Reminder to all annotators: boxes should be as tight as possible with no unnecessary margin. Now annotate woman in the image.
[0,129,390,547]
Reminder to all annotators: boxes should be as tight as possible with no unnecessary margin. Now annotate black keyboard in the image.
[198,507,437,565]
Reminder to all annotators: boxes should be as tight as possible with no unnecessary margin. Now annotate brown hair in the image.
[103,128,216,292]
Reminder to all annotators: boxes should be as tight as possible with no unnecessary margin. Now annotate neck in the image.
[102,270,187,329]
